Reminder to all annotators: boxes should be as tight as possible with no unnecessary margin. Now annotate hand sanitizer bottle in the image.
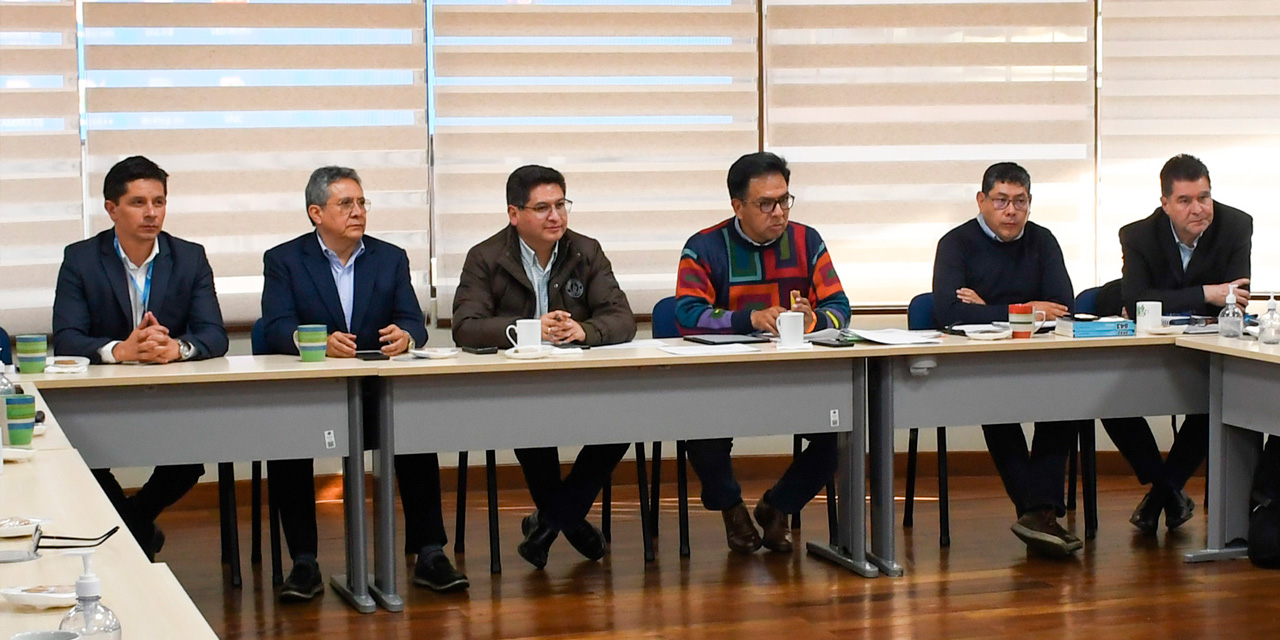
[59,549,122,639]
[1261,294,1280,345]
[1219,284,1245,339]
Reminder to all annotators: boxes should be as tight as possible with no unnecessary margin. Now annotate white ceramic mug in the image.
[777,311,805,348]
[506,319,542,350]
[1136,300,1162,333]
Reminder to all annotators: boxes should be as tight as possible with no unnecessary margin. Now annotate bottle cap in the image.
[66,549,101,598]
[1226,284,1237,305]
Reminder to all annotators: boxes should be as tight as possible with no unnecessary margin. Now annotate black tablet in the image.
[683,334,770,345]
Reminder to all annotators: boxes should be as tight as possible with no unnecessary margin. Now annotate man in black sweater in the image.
[1102,154,1252,535]
[931,162,1085,557]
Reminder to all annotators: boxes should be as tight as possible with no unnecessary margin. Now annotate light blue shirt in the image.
[1170,219,1199,270]
[317,232,365,331]
[518,235,559,318]
[976,214,1024,243]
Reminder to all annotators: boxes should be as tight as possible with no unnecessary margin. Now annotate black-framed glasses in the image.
[518,199,572,216]
[329,197,371,215]
[0,525,120,563]
[988,195,1030,211]
[753,194,795,213]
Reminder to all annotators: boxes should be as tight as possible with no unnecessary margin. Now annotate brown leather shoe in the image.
[753,498,794,553]
[721,502,762,553]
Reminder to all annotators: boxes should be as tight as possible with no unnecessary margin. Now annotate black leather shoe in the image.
[1165,489,1196,531]
[753,498,794,553]
[148,524,166,562]
[1129,489,1165,535]
[721,502,762,554]
[562,520,607,561]
[413,551,469,592]
[280,558,323,602]
[517,510,559,569]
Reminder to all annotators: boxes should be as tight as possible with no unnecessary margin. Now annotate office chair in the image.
[901,293,951,546]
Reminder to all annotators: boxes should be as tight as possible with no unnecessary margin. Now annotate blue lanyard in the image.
[114,236,154,315]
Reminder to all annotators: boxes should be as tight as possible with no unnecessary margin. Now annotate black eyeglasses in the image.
[518,199,572,216]
[752,194,795,213]
[0,525,120,563]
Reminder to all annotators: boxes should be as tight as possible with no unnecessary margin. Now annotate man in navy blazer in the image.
[52,155,228,560]
[1103,154,1253,535]
[261,166,467,602]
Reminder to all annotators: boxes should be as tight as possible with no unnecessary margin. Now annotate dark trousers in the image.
[515,443,630,530]
[685,433,837,514]
[1101,413,1208,493]
[93,464,205,545]
[269,453,446,561]
[982,421,1082,517]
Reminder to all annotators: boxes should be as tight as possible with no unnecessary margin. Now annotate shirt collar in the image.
[316,231,365,267]
[976,214,1024,243]
[517,234,559,271]
[732,218,779,247]
[1169,218,1201,252]
[114,234,159,271]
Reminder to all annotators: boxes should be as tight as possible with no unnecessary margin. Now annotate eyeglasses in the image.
[0,525,119,563]
[329,198,371,215]
[988,195,1030,211]
[752,194,795,214]
[518,199,572,216]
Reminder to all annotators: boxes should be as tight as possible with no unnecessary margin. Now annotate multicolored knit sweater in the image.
[675,218,850,334]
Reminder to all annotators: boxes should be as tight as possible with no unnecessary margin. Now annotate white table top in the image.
[1176,335,1280,365]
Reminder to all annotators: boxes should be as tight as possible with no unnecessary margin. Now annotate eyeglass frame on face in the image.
[986,194,1031,211]
[328,197,371,216]
[745,193,795,214]
[517,199,573,217]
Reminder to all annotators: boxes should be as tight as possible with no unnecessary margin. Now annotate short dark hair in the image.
[506,165,566,207]
[1160,154,1211,197]
[981,162,1031,194]
[103,156,168,203]
[727,152,789,201]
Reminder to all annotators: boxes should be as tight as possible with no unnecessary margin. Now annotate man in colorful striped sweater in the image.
[674,151,851,554]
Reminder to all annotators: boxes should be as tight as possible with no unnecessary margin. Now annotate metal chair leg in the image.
[938,427,950,547]
[485,450,501,574]
[676,441,690,557]
[267,469,283,585]
[602,473,612,543]
[1067,434,1079,511]
[650,442,662,536]
[217,462,242,588]
[250,461,262,564]
[825,479,837,547]
[1081,422,1098,539]
[455,451,468,554]
[635,443,654,562]
[904,428,919,528]
[791,435,803,529]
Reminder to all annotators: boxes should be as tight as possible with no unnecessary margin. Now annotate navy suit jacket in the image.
[52,230,228,363]
[261,232,427,355]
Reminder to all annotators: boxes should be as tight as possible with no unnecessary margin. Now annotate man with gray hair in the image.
[260,166,467,601]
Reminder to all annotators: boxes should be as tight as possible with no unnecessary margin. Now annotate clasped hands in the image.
[113,311,182,363]
[326,324,411,357]
[541,310,585,345]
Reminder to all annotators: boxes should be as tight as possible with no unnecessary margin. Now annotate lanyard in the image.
[114,236,154,317]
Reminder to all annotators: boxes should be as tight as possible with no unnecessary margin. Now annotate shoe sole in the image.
[761,540,794,553]
[1011,523,1083,557]
[413,575,470,592]
[279,585,324,602]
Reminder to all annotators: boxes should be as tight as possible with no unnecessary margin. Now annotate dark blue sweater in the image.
[931,219,1075,327]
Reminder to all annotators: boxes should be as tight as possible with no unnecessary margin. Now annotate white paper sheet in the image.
[657,344,761,356]
[847,328,942,345]
[594,339,670,350]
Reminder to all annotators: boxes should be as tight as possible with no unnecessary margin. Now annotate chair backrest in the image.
[0,325,10,366]
[1075,286,1102,315]
[250,318,268,356]
[906,293,935,331]
[651,296,679,339]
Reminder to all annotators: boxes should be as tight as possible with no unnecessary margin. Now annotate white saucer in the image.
[2,448,36,462]
[503,345,554,360]
[409,347,460,360]
[965,329,1013,341]
[549,347,585,356]
[44,356,88,374]
[34,423,46,437]
[1141,325,1187,336]
[0,585,77,609]
[775,342,814,351]
[0,517,50,538]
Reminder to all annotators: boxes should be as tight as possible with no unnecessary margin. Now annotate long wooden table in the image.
[1178,335,1280,563]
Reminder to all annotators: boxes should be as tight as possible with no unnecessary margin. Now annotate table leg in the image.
[331,378,376,613]
[1187,355,1254,562]
[369,378,402,611]
[807,359,879,577]
[868,358,902,576]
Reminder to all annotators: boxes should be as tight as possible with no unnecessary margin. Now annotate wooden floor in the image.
[159,475,1280,639]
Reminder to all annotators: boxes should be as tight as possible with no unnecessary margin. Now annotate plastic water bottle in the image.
[1219,284,1245,339]
[1261,294,1280,345]
[59,549,122,639]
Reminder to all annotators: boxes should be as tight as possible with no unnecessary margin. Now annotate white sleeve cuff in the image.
[98,341,121,364]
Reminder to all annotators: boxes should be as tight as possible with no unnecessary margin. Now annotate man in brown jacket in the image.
[452,164,636,569]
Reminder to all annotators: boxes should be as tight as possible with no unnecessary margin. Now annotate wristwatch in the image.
[178,339,196,361]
